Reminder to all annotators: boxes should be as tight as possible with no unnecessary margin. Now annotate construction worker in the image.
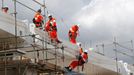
[45,14,61,43]
[65,43,88,71]
[33,9,44,28]
[68,25,79,44]
[2,6,9,13]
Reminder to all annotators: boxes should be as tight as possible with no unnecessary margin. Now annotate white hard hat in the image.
[3,6,8,8]
[76,42,81,47]
[77,24,80,27]
[84,49,88,53]
[48,14,52,17]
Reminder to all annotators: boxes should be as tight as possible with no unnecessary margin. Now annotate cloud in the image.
[74,0,134,63]
[75,0,134,44]
[43,0,87,40]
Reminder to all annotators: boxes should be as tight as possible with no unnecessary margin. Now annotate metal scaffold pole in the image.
[113,37,119,75]
[13,0,21,75]
[55,44,57,75]
[1,0,4,8]
[13,0,17,49]
[61,45,65,65]
[4,43,7,75]
[102,44,105,55]
[31,35,36,63]
[130,40,134,53]
[43,0,48,63]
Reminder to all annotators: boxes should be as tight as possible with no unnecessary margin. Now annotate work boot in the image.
[68,68,72,72]
[65,67,72,72]
[56,39,62,44]
[65,67,69,69]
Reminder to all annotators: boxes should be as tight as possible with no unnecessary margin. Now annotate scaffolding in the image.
[0,34,66,75]
[1,0,134,75]
[0,0,67,75]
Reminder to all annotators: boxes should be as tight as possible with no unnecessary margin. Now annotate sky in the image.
[1,0,134,64]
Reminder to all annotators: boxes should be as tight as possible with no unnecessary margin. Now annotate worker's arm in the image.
[53,19,56,27]
[68,30,72,37]
[76,48,83,60]
[79,48,83,55]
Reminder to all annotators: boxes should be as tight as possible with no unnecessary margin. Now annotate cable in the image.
[116,43,133,51]
[16,0,36,12]
[114,49,134,60]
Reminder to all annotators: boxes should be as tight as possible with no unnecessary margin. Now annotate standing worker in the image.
[65,43,88,71]
[68,25,79,44]
[2,6,9,13]
[45,14,61,43]
[33,9,44,29]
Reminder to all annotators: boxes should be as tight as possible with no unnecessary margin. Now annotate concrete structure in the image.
[0,7,134,75]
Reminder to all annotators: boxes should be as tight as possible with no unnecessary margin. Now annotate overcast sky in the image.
[1,0,134,64]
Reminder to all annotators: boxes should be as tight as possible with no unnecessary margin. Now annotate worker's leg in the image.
[70,38,76,44]
[65,60,78,71]
[69,60,79,70]
[69,32,77,44]
[49,30,61,43]
[49,30,58,43]
[39,23,43,29]
[56,38,62,43]
[66,59,85,71]
[35,22,40,28]
[45,25,50,32]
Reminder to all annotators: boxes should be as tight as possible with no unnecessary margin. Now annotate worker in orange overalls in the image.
[33,9,44,28]
[68,25,79,44]
[65,43,88,71]
[2,6,9,13]
[45,14,61,43]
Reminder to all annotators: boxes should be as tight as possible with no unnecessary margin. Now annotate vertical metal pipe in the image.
[61,46,64,64]
[33,35,36,63]
[55,44,57,75]
[113,37,119,75]
[2,0,4,8]
[43,0,48,63]
[42,37,45,62]
[130,40,134,60]
[102,44,105,55]
[14,1,20,75]
[131,40,134,52]
[96,45,99,53]
[14,0,17,49]
[4,42,7,75]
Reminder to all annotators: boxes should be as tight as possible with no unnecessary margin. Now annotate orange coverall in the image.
[45,18,60,43]
[69,48,88,70]
[68,25,79,44]
[33,12,44,28]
